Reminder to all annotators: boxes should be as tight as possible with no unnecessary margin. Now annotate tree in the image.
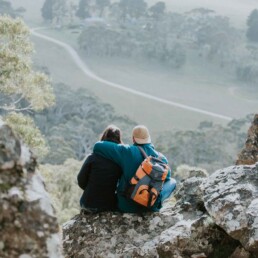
[96,0,110,17]
[34,83,136,164]
[149,1,166,19]
[246,9,258,43]
[41,0,68,25]
[118,0,147,20]
[0,0,17,17]
[41,0,54,21]
[0,16,55,157]
[40,159,82,223]
[52,0,69,27]
[76,0,90,19]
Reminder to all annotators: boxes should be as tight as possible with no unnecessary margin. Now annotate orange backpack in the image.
[126,146,169,208]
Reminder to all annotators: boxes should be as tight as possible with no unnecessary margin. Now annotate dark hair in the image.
[100,125,122,144]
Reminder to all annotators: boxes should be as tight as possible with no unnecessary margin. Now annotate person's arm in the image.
[93,141,129,167]
[77,154,94,190]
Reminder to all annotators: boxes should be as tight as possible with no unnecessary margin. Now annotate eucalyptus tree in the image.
[96,0,110,17]
[42,0,69,25]
[41,0,54,21]
[246,9,258,43]
[76,0,91,19]
[0,16,55,156]
[0,0,17,17]
[149,1,166,20]
[118,0,147,21]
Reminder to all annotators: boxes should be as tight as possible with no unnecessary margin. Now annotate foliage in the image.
[236,62,258,84]
[155,115,253,173]
[41,0,69,26]
[246,9,258,43]
[40,159,83,224]
[34,83,136,164]
[78,22,186,68]
[76,0,90,19]
[4,113,48,157]
[52,0,69,25]
[149,1,166,19]
[77,3,241,69]
[41,0,54,21]
[118,0,147,20]
[34,80,253,175]
[0,16,55,158]
[0,16,55,112]
[96,0,110,17]
[0,0,18,17]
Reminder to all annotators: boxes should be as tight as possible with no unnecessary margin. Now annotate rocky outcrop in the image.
[0,123,63,258]
[62,114,258,257]
[203,163,258,254]
[63,164,258,258]
[236,114,258,165]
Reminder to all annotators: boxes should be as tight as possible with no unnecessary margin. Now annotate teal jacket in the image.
[93,141,171,213]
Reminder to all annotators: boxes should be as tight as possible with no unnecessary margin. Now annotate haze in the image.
[7,0,258,134]
[12,0,258,27]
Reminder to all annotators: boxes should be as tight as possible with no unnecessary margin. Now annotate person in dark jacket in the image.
[77,125,122,212]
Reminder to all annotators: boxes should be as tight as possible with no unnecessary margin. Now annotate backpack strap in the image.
[138,146,164,162]
[137,146,148,159]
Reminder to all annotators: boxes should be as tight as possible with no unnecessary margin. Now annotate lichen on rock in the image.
[62,172,243,258]
[0,123,63,258]
[236,114,258,165]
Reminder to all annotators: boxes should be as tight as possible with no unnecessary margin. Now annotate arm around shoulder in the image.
[93,141,129,167]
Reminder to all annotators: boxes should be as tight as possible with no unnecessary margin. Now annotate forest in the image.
[37,0,258,86]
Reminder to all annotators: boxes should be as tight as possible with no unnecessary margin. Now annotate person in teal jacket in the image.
[93,125,176,213]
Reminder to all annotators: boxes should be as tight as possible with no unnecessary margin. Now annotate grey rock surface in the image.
[63,174,240,258]
[203,163,258,255]
[0,123,63,258]
[236,114,258,165]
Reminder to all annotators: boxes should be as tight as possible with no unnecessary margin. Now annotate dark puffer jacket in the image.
[77,153,122,211]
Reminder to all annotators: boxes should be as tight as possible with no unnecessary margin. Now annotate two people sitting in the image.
[77,125,176,213]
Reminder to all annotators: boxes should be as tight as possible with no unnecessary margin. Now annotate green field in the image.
[32,35,221,137]
[31,27,258,140]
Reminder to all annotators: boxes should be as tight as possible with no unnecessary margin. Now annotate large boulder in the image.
[63,114,258,257]
[0,123,63,258]
[236,114,258,165]
[203,163,258,255]
[63,175,240,258]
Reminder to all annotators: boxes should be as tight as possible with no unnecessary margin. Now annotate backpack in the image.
[126,146,169,208]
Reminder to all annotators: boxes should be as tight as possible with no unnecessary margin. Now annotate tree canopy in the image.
[0,0,17,17]
[41,0,54,21]
[247,9,258,42]
[0,16,55,157]
[76,0,90,19]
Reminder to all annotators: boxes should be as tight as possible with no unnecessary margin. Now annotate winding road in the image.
[31,28,233,121]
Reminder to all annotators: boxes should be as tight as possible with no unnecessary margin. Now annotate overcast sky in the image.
[11,0,258,28]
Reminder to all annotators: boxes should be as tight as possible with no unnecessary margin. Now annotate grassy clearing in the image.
[32,35,228,137]
[31,28,258,139]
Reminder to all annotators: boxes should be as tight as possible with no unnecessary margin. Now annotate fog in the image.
[151,0,258,28]
[3,0,258,133]
[12,0,258,27]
